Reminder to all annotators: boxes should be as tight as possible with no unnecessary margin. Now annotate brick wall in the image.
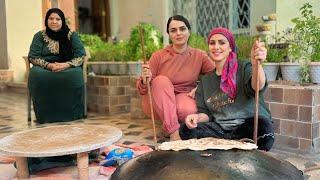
[87,75,148,118]
[87,75,131,115]
[130,77,148,119]
[0,70,13,82]
[265,84,320,153]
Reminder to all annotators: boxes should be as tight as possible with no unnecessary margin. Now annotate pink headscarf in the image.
[207,27,238,99]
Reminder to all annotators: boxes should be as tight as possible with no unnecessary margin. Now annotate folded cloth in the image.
[100,166,117,176]
[99,144,153,176]
[114,143,153,156]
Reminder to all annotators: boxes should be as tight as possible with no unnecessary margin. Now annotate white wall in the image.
[5,0,42,82]
[110,0,120,38]
[250,0,276,35]
[276,0,320,35]
[0,0,8,69]
[116,0,165,40]
[251,0,320,37]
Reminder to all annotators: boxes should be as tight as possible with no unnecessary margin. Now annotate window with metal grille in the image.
[169,0,251,36]
[232,0,250,35]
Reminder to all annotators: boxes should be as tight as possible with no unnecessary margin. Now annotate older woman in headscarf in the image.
[28,8,85,124]
[21,8,90,174]
[179,27,274,151]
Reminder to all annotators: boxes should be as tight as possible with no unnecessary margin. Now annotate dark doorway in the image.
[78,0,111,40]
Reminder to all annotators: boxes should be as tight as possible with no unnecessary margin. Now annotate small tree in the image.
[288,3,320,83]
[128,23,163,61]
[289,3,320,63]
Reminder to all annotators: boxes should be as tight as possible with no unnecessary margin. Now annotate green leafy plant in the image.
[80,23,163,62]
[79,33,110,61]
[89,42,113,61]
[79,34,132,61]
[189,33,208,51]
[300,62,311,83]
[128,23,163,61]
[289,3,320,63]
[113,40,131,62]
[79,33,105,48]
[311,32,320,61]
[235,35,254,61]
[266,47,287,63]
[286,3,320,83]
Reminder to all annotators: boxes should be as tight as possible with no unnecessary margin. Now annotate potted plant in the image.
[125,23,163,76]
[264,46,287,81]
[297,3,320,84]
[80,23,163,76]
[284,3,320,83]
[79,33,110,75]
[128,23,163,61]
[310,40,320,83]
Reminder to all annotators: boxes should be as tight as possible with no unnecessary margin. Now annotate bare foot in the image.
[169,130,181,141]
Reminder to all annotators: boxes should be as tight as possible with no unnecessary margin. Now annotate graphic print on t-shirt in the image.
[206,88,234,111]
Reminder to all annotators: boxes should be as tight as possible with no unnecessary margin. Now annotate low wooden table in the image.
[0,125,122,179]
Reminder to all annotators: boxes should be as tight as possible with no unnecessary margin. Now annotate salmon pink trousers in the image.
[141,76,197,134]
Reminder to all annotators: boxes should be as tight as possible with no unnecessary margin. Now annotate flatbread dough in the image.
[158,137,258,151]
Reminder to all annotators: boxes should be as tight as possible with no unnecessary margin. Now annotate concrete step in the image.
[4,82,28,94]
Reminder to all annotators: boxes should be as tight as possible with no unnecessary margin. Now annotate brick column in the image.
[87,75,130,115]
[130,76,148,119]
[265,83,320,153]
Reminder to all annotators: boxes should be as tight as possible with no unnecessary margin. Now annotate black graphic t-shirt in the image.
[207,88,234,111]
[196,61,271,131]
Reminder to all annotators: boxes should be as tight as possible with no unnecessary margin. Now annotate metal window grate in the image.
[169,0,250,37]
[196,0,230,37]
[232,0,250,35]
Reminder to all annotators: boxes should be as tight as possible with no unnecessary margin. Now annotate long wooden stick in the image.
[253,37,261,145]
[253,60,260,144]
[138,24,158,149]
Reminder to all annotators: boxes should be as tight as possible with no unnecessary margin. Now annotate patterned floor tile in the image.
[1,92,320,179]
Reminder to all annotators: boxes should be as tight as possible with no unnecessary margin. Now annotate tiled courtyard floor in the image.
[0,91,320,179]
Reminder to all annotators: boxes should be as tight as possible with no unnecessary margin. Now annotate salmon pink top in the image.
[137,45,214,95]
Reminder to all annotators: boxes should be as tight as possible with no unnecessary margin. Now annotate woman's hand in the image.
[185,114,199,129]
[141,63,152,84]
[46,63,55,71]
[187,86,197,99]
[49,62,71,72]
[251,39,267,65]
[250,39,267,90]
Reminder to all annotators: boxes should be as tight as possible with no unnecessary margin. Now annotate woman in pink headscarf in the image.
[180,27,274,151]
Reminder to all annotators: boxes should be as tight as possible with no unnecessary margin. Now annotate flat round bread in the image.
[158,137,257,151]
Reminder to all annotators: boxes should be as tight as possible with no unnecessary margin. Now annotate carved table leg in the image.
[77,152,89,180]
[15,157,29,179]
